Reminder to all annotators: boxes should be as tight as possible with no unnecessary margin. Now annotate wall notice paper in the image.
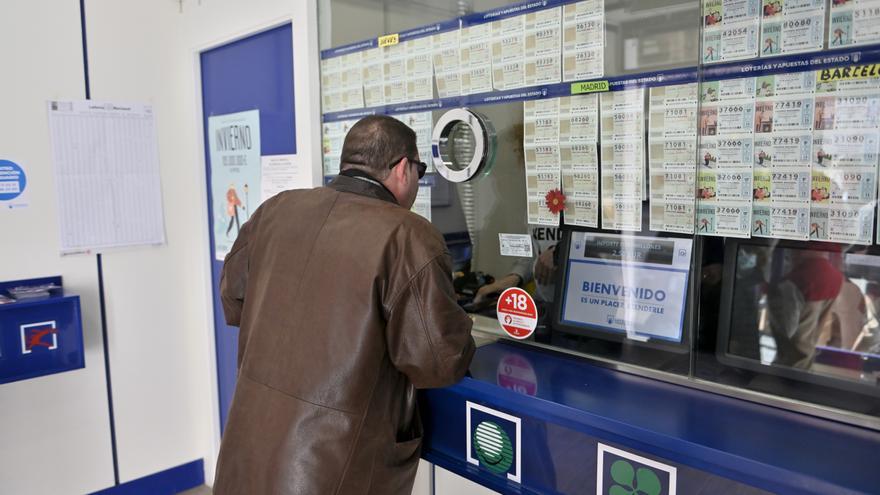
[492,16,526,91]
[560,232,693,343]
[208,110,262,260]
[524,6,562,86]
[406,36,434,102]
[46,100,166,253]
[702,0,761,63]
[697,77,755,237]
[759,0,825,57]
[433,30,462,98]
[751,71,815,240]
[261,154,311,203]
[460,24,494,95]
[560,94,600,228]
[600,88,645,231]
[813,66,880,245]
[524,98,562,226]
[362,47,385,107]
[562,0,605,81]
[499,233,534,257]
[648,83,699,234]
[0,159,28,209]
[829,0,880,48]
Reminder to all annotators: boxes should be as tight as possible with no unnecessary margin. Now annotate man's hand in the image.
[534,245,556,285]
[474,274,521,304]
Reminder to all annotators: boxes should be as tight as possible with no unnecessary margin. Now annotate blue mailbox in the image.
[0,276,85,384]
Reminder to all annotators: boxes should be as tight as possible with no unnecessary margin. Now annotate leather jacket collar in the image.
[328,168,399,205]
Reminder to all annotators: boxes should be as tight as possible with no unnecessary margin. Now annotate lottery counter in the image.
[318,1,880,493]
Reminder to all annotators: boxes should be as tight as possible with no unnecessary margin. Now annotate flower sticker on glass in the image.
[545,188,566,214]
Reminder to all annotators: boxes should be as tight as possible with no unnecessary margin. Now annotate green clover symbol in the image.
[609,460,662,495]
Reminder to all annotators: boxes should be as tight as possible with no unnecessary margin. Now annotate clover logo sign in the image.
[598,443,676,495]
[608,460,662,495]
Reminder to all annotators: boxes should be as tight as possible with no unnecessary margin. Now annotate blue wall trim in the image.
[89,459,204,495]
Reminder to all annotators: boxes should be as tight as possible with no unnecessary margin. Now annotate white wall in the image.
[2,1,486,493]
[435,467,501,494]
[0,2,115,494]
[83,0,321,485]
[1,0,320,493]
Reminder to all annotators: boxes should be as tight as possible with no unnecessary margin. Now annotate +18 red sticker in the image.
[496,287,537,340]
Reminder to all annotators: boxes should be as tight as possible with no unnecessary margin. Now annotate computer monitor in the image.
[552,229,694,355]
[716,238,880,397]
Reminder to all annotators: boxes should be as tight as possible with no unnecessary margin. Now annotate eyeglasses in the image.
[389,156,427,179]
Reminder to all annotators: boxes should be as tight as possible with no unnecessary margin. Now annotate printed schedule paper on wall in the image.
[47,100,166,254]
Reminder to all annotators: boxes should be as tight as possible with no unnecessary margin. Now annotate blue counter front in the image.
[420,341,879,495]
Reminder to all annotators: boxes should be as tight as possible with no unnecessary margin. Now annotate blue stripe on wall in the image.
[89,460,204,495]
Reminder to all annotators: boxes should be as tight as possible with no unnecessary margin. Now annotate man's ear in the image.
[390,156,408,181]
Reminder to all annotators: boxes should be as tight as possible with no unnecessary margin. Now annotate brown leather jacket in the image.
[213,172,475,494]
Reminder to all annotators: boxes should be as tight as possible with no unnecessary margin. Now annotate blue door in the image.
[200,23,296,430]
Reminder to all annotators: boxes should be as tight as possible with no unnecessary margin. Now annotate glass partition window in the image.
[318,0,880,427]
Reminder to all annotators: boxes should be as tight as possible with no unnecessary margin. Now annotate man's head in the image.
[340,115,425,208]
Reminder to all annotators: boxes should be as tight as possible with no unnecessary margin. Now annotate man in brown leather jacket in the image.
[213,115,475,494]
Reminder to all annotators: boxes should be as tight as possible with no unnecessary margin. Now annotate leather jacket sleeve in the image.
[385,254,476,389]
[220,210,261,327]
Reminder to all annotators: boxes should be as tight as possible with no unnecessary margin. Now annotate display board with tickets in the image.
[319,0,880,428]
[318,0,880,242]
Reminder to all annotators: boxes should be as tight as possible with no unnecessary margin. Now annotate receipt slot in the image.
[431,108,497,183]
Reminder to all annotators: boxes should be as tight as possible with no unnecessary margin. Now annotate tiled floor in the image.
[180,486,211,495]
